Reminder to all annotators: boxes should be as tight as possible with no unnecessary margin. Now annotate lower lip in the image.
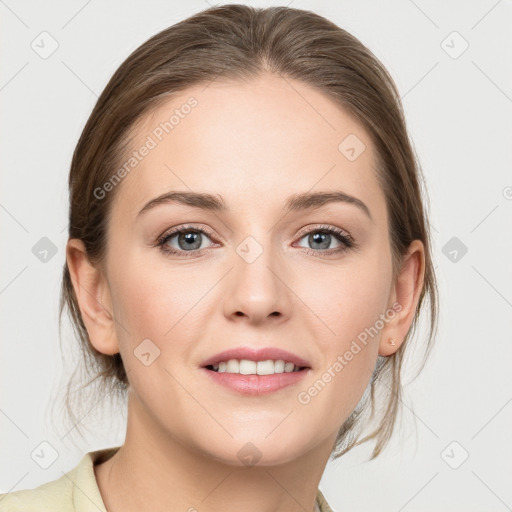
[201,367,310,396]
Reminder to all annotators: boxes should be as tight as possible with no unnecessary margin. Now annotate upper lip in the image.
[200,346,311,368]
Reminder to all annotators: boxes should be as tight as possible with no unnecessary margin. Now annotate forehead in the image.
[109,73,385,222]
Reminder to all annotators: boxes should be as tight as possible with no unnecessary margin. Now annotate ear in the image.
[66,238,119,355]
[379,239,425,356]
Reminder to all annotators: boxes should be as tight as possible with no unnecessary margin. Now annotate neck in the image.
[95,391,335,512]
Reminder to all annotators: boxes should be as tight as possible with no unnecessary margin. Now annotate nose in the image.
[222,236,291,325]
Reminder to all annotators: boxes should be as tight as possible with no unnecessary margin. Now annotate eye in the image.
[155,223,355,259]
[294,225,354,255]
[157,225,215,257]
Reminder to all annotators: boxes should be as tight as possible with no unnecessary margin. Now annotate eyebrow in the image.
[137,190,372,221]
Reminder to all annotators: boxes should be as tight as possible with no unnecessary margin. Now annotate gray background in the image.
[1,1,511,511]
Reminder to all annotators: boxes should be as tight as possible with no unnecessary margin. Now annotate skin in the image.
[67,72,425,512]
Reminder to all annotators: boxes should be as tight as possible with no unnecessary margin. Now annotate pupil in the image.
[310,232,330,250]
[179,232,201,250]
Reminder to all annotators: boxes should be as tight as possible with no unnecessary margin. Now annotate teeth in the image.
[212,359,302,375]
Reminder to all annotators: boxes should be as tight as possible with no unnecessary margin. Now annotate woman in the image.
[0,4,438,511]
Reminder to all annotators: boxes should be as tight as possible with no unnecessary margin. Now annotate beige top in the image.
[0,446,334,511]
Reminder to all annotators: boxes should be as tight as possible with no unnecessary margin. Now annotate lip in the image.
[201,367,310,396]
[199,346,311,369]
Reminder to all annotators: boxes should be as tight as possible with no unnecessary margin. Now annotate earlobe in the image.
[66,238,119,355]
[379,336,400,357]
[378,240,425,357]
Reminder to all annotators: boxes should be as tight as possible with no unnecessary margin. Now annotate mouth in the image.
[200,346,311,373]
[199,347,311,395]
[204,360,308,374]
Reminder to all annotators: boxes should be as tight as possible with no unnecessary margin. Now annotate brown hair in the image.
[56,3,438,459]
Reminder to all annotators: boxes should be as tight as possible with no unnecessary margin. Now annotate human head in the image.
[59,4,438,461]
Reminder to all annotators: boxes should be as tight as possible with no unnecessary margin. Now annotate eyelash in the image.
[155,224,356,259]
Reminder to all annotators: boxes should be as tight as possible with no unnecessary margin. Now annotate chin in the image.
[201,432,310,468]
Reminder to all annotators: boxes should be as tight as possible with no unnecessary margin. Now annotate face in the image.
[92,73,401,465]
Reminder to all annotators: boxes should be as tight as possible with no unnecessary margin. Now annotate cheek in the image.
[107,252,219,398]
[109,251,208,343]
[302,251,392,352]
[296,279,384,434]
[107,260,205,418]
[294,250,391,420]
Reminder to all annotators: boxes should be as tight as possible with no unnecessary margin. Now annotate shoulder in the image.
[316,488,336,512]
[0,467,77,511]
[0,446,120,512]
